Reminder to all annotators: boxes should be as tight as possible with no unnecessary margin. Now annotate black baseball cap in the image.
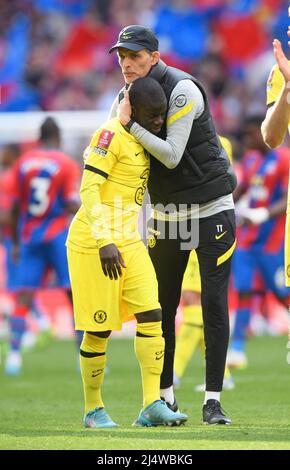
[109,25,159,53]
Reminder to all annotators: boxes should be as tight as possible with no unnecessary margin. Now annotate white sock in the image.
[160,386,175,405]
[204,391,220,404]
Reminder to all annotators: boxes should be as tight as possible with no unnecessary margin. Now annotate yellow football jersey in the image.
[219,135,233,163]
[266,63,290,287]
[266,62,290,135]
[67,118,149,253]
[266,64,287,106]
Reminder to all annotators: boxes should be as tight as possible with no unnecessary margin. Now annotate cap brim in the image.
[109,42,145,53]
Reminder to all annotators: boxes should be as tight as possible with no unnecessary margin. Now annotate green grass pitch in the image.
[1,335,290,450]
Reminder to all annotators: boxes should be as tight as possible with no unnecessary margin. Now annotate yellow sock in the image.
[134,321,165,408]
[80,332,108,413]
[224,366,232,380]
[174,305,204,379]
[183,304,203,326]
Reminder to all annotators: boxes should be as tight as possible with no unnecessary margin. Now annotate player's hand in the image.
[238,207,269,226]
[117,89,132,126]
[273,39,290,84]
[99,243,126,280]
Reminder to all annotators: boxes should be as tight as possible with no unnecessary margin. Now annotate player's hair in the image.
[243,114,265,128]
[39,117,60,142]
[129,77,167,111]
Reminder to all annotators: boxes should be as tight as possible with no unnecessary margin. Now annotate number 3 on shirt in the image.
[29,176,51,216]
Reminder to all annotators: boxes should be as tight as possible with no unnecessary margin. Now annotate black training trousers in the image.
[148,209,236,391]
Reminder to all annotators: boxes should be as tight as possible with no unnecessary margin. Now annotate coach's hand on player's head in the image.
[99,243,126,280]
[118,89,132,126]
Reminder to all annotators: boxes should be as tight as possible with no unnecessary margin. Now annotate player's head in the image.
[109,25,160,84]
[0,143,20,169]
[39,117,61,147]
[128,77,167,135]
[243,115,268,154]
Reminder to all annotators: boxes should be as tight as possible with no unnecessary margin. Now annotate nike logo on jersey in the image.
[215,231,227,240]
[135,151,143,156]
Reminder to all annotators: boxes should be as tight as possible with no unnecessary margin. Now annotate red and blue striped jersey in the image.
[238,147,290,253]
[0,168,15,239]
[11,148,80,243]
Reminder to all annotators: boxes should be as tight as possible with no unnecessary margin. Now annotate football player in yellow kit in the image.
[261,20,290,289]
[174,136,234,392]
[67,77,188,428]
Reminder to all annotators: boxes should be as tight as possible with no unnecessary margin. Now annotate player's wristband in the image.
[122,119,135,133]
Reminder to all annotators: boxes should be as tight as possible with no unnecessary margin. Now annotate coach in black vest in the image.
[109,25,236,425]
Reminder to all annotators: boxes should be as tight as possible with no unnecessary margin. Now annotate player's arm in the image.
[9,160,21,261]
[241,193,288,226]
[118,80,204,169]
[62,159,81,215]
[0,211,11,226]
[233,160,248,203]
[242,150,289,225]
[261,40,290,148]
[262,99,290,149]
[10,200,20,261]
[80,133,125,279]
[233,184,247,203]
[267,193,288,218]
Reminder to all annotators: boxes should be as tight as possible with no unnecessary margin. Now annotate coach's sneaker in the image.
[5,351,22,376]
[84,407,118,428]
[133,399,188,427]
[203,399,231,425]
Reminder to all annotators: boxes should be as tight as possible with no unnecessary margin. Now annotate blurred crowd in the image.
[0,0,289,141]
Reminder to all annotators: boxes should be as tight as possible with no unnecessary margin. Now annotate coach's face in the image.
[117,48,160,84]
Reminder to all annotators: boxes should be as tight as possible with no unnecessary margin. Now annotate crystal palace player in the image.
[228,115,290,367]
[5,117,81,376]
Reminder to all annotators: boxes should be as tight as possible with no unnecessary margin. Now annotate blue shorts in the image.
[233,246,289,298]
[14,229,70,290]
